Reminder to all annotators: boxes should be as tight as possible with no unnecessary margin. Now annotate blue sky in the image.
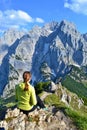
[0,0,87,34]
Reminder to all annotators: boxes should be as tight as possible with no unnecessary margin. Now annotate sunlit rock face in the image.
[0,107,78,130]
[0,20,87,95]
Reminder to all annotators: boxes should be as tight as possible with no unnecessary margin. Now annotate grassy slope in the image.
[57,65,87,130]
[44,88,87,130]
[61,66,87,105]
[44,66,87,130]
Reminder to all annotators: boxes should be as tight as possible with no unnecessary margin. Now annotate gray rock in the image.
[0,107,78,130]
[0,20,87,96]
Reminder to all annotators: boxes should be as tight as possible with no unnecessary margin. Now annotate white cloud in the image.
[35,18,44,23]
[64,0,87,15]
[3,10,34,22]
[0,10,45,33]
[18,10,33,22]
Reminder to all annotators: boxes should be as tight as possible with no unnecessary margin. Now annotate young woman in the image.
[15,71,45,115]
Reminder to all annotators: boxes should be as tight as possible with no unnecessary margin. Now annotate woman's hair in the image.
[23,71,31,91]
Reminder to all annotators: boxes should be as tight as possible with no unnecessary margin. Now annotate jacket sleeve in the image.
[30,87,37,105]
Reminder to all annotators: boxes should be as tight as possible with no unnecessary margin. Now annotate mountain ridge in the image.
[0,20,87,96]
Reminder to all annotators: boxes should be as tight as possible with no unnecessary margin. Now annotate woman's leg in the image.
[36,95,45,108]
[20,109,29,115]
[20,105,37,115]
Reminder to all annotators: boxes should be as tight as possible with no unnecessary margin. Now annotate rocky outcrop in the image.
[0,107,77,130]
[48,81,58,92]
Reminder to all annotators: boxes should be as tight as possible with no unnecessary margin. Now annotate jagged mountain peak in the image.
[28,21,59,38]
[59,20,78,34]
[3,28,26,38]
[60,20,76,29]
[42,21,59,31]
[0,28,26,46]
[29,25,42,34]
[0,19,87,96]
[83,33,87,41]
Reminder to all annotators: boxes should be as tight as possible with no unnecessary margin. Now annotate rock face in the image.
[0,29,26,94]
[0,29,25,63]
[0,107,77,130]
[0,20,87,96]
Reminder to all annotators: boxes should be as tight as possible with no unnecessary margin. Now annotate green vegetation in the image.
[44,93,66,108]
[44,93,87,130]
[0,95,16,109]
[56,65,87,129]
[65,108,87,130]
[44,94,59,105]
[62,75,87,105]
[61,65,87,105]
[0,97,4,105]
[34,81,50,94]
[0,95,16,121]
[71,65,87,80]
[83,82,87,88]
[62,75,87,96]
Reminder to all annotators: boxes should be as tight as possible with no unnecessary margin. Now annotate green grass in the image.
[62,76,87,97]
[83,82,87,88]
[65,108,87,130]
[34,81,50,94]
[61,75,87,105]
[44,94,87,130]
[0,97,4,105]
[71,65,87,80]
[44,94,60,106]
[0,95,16,109]
[5,102,16,107]
[0,95,16,121]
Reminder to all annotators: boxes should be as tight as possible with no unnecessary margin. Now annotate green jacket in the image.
[15,82,37,111]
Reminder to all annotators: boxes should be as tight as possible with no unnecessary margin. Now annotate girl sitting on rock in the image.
[15,71,46,115]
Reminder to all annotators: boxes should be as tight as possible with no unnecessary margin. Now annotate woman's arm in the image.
[30,87,37,105]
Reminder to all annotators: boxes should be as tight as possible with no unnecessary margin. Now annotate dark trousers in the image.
[20,95,45,115]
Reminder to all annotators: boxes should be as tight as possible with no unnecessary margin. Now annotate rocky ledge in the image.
[0,106,77,130]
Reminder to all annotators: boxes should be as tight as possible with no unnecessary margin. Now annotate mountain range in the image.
[0,20,87,96]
